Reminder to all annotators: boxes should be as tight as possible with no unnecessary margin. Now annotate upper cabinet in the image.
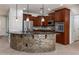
[33,17,41,26]
[55,9,65,21]
[37,16,48,26]
[49,8,69,22]
[48,12,55,20]
[49,8,70,45]
[54,8,70,22]
[23,13,54,26]
[55,8,70,45]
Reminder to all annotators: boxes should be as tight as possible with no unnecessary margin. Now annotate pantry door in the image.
[74,15,79,41]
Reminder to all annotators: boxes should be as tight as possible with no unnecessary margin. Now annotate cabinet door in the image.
[55,11,64,21]
[55,11,60,21]
[56,33,64,44]
[33,19,41,26]
[49,13,55,19]
[33,20,37,26]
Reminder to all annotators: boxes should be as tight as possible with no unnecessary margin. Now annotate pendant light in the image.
[16,4,18,21]
[41,4,45,22]
[26,4,30,21]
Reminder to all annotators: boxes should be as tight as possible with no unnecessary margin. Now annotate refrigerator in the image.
[24,21,33,31]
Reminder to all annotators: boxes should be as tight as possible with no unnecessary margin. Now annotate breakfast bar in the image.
[10,31,56,52]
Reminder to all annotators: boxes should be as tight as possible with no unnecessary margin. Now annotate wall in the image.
[0,16,7,36]
[9,8,23,32]
[70,11,79,44]
[0,10,8,16]
[70,12,75,44]
[74,15,79,41]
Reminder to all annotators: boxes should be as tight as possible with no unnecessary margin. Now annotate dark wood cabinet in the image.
[23,14,41,26]
[55,10,64,21]
[56,33,64,44]
[33,19,41,26]
[44,16,48,26]
[48,12,55,20]
[23,14,50,26]
[49,8,70,45]
[34,16,48,26]
[55,8,70,45]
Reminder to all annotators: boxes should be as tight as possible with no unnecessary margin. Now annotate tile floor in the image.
[0,36,79,55]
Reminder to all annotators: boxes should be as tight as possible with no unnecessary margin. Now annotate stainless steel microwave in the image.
[55,22,64,32]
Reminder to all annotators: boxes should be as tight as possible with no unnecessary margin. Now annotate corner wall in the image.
[9,8,23,32]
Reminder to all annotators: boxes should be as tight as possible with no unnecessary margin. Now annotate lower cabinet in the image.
[56,33,65,44]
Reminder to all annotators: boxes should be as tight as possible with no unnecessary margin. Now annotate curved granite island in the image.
[10,31,56,53]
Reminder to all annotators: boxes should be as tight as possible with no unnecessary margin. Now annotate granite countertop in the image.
[9,31,56,34]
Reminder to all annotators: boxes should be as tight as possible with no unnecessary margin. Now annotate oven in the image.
[55,22,64,32]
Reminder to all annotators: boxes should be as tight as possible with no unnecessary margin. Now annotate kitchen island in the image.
[10,31,56,53]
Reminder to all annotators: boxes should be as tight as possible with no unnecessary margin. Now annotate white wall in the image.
[0,10,8,16]
[0,16,7,36]
[9,8,23,32]
[74,15,79,41]
[70,12,75,44]
[70,11,79,44]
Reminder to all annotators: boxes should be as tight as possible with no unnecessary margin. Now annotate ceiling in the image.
[0,4,79,16]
